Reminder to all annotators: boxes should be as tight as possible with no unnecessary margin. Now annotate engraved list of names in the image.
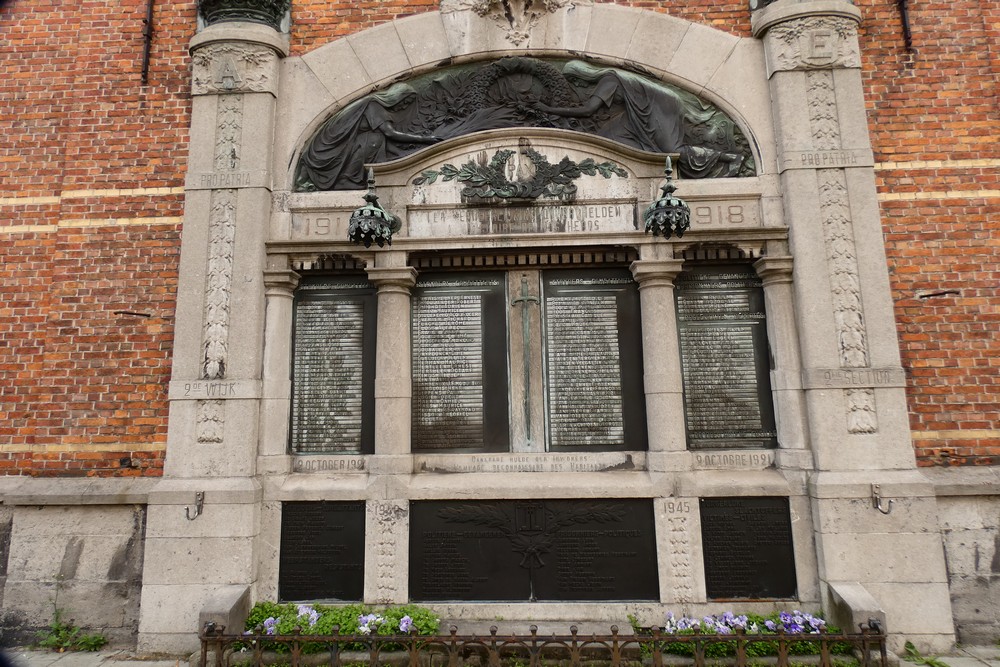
[545,293,624,447]
[676,267,776,449]
[292,279,375,454]
[411,275,509,452]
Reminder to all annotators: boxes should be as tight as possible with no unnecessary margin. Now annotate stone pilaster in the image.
[258,268,300,474]
[139,18,288,655]
[754,1,953,649]
[367,255,417,466]
[754,254,811,468]
[630,252,686,462]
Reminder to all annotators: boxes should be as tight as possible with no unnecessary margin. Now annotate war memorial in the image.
[0,0,997,656]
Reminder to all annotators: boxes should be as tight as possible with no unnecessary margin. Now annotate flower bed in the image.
[243,602,439,652]
[632,611,854,658]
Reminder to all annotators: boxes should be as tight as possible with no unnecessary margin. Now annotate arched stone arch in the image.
[273,7,775,189]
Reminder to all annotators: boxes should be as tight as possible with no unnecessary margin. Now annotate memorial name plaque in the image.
[410,499,658,601]
[700,497,796,599]
[543,271,646,451]
[411,274,509,452]
[676,267,776,449]
[406,202,637,237]
[292,279,375,454]
[279,501,365,601]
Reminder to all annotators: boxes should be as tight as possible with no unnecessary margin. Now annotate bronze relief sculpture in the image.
[295,58,755,191]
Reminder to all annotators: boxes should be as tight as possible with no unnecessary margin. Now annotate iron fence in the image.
[199,622,887,667]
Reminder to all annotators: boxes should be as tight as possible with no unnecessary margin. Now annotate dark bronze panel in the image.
[675,265,777,449]
[543,269,646,451]
[279,501,366,601]
[291,277,376,454]
[409,499,658,601]
[412,273,509,453]
[700,497,796,599]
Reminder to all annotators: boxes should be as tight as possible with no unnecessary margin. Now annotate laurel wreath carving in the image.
[412,148,627,200]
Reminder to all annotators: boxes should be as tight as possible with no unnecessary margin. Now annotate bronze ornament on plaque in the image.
[409,499,659,602]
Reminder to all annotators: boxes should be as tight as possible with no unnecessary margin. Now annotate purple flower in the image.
[399,616,413,633]
[263,617,279,636]
[297,604,320,627]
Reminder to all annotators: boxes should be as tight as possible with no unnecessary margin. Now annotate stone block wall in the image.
[0,505,146,646]
[938,493,1000,642]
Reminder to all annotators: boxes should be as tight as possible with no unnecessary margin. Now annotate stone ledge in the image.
[0,476,157,505]
[922,466,1000,496]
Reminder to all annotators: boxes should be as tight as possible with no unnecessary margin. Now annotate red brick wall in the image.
[1,0,996,475]
[858,0,1000,465]
[0,0,195,475]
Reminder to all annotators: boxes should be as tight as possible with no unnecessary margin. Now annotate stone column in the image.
[629,251,686,465]
[258,267,299,474]
[367,254,417,469]
[753,254,810,467]
[138,15,288,655]
[754,0,953,649]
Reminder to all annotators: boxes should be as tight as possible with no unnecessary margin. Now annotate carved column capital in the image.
[753,255,794,286]
[367,267,418,294]
[630,259,685,288]
[262,268,300,297]
[752,1,862,75]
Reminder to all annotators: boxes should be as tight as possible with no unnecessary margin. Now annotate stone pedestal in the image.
[137,19,288,655]
[753,0,954,650]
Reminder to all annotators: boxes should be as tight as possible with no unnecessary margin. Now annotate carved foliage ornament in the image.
[412,146,627,200]
[440,0,585,45]
[767,16,861,72]
[192,43,278,96]
[297,57,754,191]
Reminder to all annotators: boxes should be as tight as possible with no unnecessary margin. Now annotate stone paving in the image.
[4,644,999,667]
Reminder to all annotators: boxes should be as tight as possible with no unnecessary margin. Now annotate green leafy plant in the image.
[36,607,108,652]
[243,602,439,654]
[35,575,108,652]
[630,611,851,658]
[902,641,950,667]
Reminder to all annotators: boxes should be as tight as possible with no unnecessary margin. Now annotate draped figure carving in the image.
[296,58,755,191]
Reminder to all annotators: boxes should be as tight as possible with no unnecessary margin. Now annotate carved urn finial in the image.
[198,0,290,30]
[348,169,401,248]
[643,157,691,239]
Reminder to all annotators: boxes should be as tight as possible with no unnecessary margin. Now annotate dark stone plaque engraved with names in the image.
[543,270,646,451]
[675,266,776,449]
[409,499,658,602]
[411,274,509,452]
[700,497,796,599]
[279,501,365,601]
[292,278,376,454]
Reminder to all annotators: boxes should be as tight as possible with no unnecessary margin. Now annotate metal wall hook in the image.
[871,483,894,515]
[185,491,205,520]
